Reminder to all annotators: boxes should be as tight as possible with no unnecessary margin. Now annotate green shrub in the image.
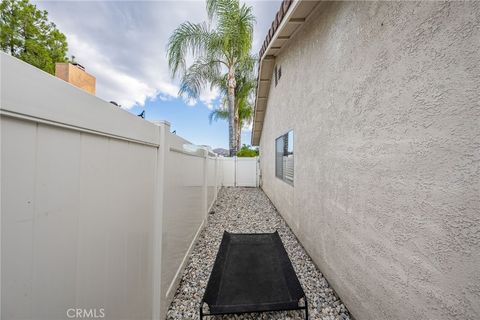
[236,145,258,157]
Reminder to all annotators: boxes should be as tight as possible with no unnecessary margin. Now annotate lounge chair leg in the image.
[304,298,309,320]
[199,304,203,320]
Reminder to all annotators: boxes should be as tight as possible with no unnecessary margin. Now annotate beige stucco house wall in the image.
[256,2,480,320]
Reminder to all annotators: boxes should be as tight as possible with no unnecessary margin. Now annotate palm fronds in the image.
[167,0,256,154]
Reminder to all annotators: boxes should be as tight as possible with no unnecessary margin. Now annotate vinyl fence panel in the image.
[1,115,158,320]
[161,138,206,312]
[235,157,259,187]
[207,156,218,211]
[221,157,236,187]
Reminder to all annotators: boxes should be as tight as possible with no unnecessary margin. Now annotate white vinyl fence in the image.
[221,156,259,187]
[0,53,249,320]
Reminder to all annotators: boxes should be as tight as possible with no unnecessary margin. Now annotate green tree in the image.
[0,0,68,74]
[209,61,255,148]
[167,0,255,156]
[236,144,258,157]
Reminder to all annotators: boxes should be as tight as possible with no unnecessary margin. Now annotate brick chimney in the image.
[55,62,96,95]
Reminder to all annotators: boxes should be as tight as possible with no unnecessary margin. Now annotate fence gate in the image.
[221,157,258,187]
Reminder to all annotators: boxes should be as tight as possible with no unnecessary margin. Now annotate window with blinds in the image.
[275,130,294,185]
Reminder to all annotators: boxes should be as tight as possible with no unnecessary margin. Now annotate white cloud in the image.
[36,0,281,109]
[68,34,165,108]
[199,86,220,107]
[185,97,197,107]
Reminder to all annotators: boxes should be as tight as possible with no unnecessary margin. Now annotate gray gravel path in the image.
[166,187,351,320]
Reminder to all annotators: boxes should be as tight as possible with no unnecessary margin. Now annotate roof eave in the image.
[251,0,321,146]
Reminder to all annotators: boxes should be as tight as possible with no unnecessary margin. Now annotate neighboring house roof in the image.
[213,148,230,157]
[251,0,321,146]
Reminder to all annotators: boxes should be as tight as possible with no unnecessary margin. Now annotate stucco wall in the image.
[259,2,480,320]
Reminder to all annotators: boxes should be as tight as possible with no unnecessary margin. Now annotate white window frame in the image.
[275,130,294,186]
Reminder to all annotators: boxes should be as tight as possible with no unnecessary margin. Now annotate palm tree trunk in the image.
[227,67,236,156]
[234,115,240,150]
[237,127,241,149]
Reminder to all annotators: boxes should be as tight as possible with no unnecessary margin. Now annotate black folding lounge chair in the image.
[200,231,308,319]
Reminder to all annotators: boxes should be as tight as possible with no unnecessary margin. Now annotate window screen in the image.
[275,131,294,184]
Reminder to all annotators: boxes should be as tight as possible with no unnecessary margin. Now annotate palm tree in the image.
[209,99,253,150]
[209,62,255,150]
[167,0,255,156]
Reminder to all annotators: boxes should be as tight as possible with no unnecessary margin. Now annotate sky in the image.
[33,0,281,149]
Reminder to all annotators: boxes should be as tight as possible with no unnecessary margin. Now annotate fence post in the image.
[152,120,170,320]
[214,155,218,202]
[256,156,260,187]
[234,156,237,187]
[203,148,209,217]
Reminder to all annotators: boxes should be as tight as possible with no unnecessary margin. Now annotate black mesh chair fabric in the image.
[201,231,308,319]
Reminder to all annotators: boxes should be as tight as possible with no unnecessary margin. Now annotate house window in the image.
[275,130,294,185]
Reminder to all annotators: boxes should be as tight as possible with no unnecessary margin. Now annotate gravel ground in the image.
[166,187,351,320]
